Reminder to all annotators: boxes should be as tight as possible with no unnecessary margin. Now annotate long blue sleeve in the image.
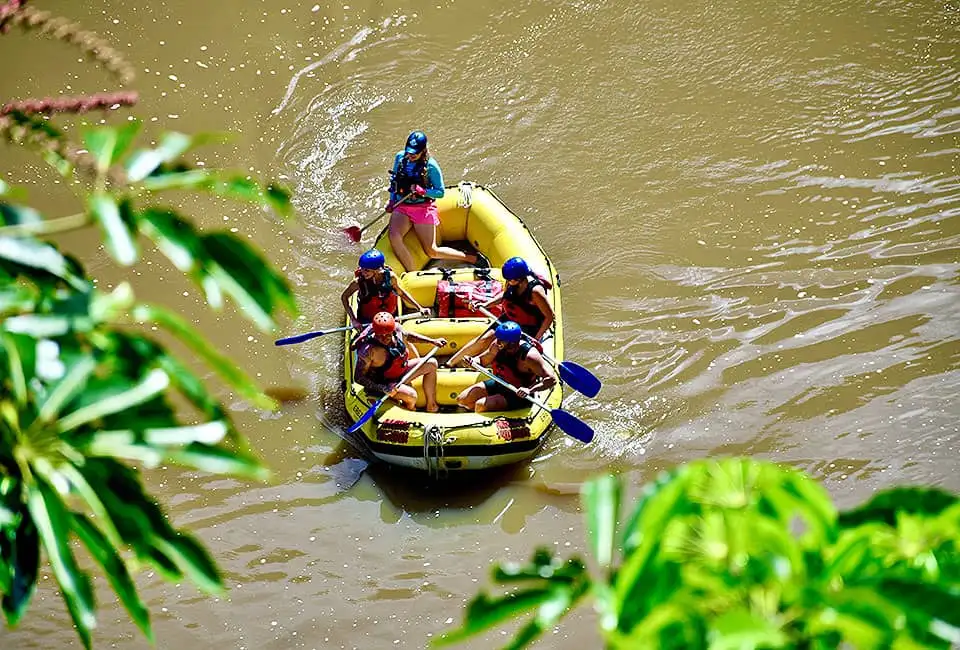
[424,159,445,200]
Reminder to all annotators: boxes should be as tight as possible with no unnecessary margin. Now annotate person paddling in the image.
[341,249,431,328]
[456,321,556,413]
[386,130,485,271]
[447,256,554,367]
[354,312,446,413]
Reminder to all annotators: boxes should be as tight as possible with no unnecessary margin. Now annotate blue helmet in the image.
[502,257,530,281]
[404,130,427,155]
[359,249,385,270]
[494,321,523,344]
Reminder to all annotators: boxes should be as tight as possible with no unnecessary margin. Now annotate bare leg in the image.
[456,382,488,412]
[412,222,478,264]
[391,384,418,410]
[421,364,439,412]
[446,329,495,367]
[475,394,510,413]
[402,358,440,412]
[389,211,416,271]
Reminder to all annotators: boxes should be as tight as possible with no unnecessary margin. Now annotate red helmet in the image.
[371,312,396,334]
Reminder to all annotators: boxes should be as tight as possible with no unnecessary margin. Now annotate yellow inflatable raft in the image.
[342,182,563,472]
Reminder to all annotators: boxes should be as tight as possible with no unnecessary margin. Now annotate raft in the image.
[342,182,564,472]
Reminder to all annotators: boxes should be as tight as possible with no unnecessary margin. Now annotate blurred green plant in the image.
[439,458,960,649]
[1,5,297,647]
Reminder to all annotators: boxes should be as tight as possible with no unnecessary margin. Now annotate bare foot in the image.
[426,403,440,413]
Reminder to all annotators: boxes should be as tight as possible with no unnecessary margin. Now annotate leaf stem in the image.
[0,211,89,236]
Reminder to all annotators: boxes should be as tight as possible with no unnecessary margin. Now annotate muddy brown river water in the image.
[1,0,957,648]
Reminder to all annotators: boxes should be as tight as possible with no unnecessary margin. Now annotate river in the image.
[1,0,957,648]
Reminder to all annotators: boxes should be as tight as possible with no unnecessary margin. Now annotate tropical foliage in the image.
[439,458,960,649]
[1,4,297,646]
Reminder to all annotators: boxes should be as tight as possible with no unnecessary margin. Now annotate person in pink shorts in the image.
[386,131,487,271]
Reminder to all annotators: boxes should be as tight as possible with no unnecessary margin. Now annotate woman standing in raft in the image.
[386,130,485,271]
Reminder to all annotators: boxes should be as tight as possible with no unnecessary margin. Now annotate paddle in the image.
[347,345,441,434]
[466,360,594,443]
[343,192,413,243]
[476,307,602,398]
[275,324,354,346]
[275,313,421,346]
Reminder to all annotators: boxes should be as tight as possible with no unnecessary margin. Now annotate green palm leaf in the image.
[433,587,559,647]
[88,193,137,266]
[57,368,170,433]
[125,132,193,182]
[151,533,223,595]
[35,354,96,424]
[70,513,153,642]
[0,511,40,626]
[26,479,96,649]
[582,474,621,571]
[0,237,87,290]
[707,608,789,650]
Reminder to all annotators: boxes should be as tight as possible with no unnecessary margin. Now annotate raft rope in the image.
[458,181,473,236]
[457,181,473,209]
[423,424,448,478]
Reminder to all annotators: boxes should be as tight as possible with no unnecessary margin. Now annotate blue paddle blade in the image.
[557,361,602,398]
[347,402,378,434]
[550,408,594,443]
[275,331,323,346]
[275,326,348,346]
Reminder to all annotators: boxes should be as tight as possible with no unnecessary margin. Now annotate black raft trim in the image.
[366,436,545,458]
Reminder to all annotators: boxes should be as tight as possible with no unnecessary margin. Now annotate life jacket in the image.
[356,265,398,321]
[389,156,431,203]
[361,329,408,382]
[491,341,536,388]
[503,275,548,330]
